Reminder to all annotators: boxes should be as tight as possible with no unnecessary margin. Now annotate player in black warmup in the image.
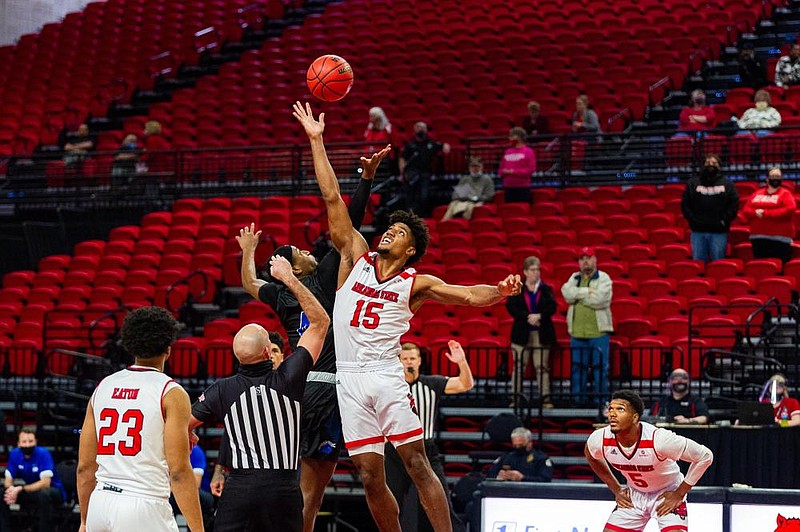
[235,171,376,532]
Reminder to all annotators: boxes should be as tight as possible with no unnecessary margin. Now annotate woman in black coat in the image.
[505,256,558,407]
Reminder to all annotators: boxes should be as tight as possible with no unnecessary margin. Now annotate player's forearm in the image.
[457,361,474,391]
[462,284,505,307]
[348,177,374,230]
[309,137,342,203]
[170,468,204,532]
[584,452,620,492]
[240,247,263,299]
[22,478,49,492]
[681,443,713,486]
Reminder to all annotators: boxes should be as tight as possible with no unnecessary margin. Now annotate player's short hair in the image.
[121,306,180,359]
[611,390,644,418]
[389,210,429,266]
[268,331,284,352]
[400,342,421,357]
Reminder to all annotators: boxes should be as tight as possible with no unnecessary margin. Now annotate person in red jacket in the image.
[676,90,715,136]
[740,167,797,263]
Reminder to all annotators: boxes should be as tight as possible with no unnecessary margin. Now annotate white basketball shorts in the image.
[605,482,689,532]
[86,488,179,532]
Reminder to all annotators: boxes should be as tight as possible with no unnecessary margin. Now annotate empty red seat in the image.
[757,276,794,303]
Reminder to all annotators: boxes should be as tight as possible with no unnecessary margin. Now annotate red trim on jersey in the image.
[407,270,419,314]
[345,435,386,449]
[616,424,643,460]
[160,379,176,421]
[661,526,688,532]
[386,427,423,441]
[372,253,412,285]
[604,523,642,532]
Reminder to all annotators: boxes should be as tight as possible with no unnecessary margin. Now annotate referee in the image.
[189,255,329,531]
[385,340,474,532]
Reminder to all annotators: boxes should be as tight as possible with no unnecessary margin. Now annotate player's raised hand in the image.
[614,486,634,509]
[269,254,294,283]
[360,145,392,180]
[292,101,325,139]
[235,223,262,252]
[497,274,522,296]
[444,339,466,364]
[655,489,685,516]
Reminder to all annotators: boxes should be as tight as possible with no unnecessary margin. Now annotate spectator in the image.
[736,89,781,137]
[650,368,710,424]
[441,156,495,221]
[740,166,796,263]
[677,90,715,135]
[572,95,601,135]
[499,126,536,204]
[560,247,613,406]
[774,43,800,88]
[268,331,285,369]
[364,106,398,148]
[141,120,171,176]
[111,133,140,189]
[505,256,557,408]
[681,154,739,263]
[760,373,800,427]
[399,121,451,217]
[1,428,65,532]
[738,46,767,89]
[487,427,553,482]
[520,101,550,136]
[170,445,215,531]
[62,123,94,166]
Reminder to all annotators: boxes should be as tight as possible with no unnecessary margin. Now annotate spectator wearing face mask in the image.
[740,166,797,263]
[650,369,709,424]
[399,121,451,217]
[441,156,495,221]
[760,374,800,427]
[739,46,767,89]
[676,90,715,136]
[774,43,800,88]
[487,427,553,482]
[681,154,740,263]
[736,89,781,137]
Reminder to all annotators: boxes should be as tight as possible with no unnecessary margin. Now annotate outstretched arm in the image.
[444,340,474,394]
[270,255,330,362]
[236,223,268,299]
[411,273,521,312]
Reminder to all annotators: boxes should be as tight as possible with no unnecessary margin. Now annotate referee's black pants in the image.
[385,440,465,532]
[214,469,302,532]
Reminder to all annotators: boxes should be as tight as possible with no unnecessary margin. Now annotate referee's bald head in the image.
[233,323,271,364]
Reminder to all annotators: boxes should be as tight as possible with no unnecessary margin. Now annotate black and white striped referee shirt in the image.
[408,375,448,440]
[192,348,313,470]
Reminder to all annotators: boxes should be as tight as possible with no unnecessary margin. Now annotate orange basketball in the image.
[306,54,354,102]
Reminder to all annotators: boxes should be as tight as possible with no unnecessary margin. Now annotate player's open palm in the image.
[270,255,294,283]
[655,490,684,516]
[292,101,325,139]
[360,145,392,180]
[444,339,466,364]
[497,274,522,296]
[236,223,261,252]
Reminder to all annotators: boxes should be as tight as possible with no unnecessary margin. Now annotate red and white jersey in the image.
[91,366,181,499]
[586,421,712,493]
[333,252,416,365]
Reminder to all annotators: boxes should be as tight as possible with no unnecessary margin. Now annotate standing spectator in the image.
[736,89,781,137]
[268,331,285,369]
[400,121,451,217]
[774,43,800,88]
[650,368,710,424]
[189,255,329,531]
[1,428,65,532]
[740,166,796,263]
[681,154,740,263]
[760,373,800,427]
[487,427,553,482]
[77,307,203,532]
[499,127,536,203]
[677,90,715,135]
[441,156,495,221]
[62,123,94,166]
[738,46,767,89]
[385,340,473,532]
[572,95,601,135]
[506,256,557,408]
[141,120,171,175]
[520,101,550,136]
[561,247,613,406]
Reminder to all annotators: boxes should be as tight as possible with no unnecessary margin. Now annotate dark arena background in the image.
[0,0,799,530]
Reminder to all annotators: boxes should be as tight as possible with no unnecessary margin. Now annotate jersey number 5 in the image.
[350,300,383,329]
[97,408,144,456]
[628,472,649,488]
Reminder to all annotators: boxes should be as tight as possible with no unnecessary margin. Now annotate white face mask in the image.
[755,101,768,111]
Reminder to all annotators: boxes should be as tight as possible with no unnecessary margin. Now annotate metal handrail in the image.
[701,348,785,388]
[744,296,781,348]
[165,269,211,313]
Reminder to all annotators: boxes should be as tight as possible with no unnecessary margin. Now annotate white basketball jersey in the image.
[333,252,416,364]
[91,366,181,499]
[587,422,683,493]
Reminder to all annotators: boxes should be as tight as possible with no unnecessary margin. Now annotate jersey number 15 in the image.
[97,408,144,456]
[350,300,384,329]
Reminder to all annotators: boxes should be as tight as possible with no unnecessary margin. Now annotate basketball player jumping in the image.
[293,101,521,532]
[584,390,714,532]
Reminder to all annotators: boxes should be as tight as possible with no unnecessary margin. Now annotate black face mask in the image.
[701,165,720,181]
[512,447,528,457]
[19,446,35,458]
[415,131,427,140]
[768,179,782,189]
[672,383,688,394]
